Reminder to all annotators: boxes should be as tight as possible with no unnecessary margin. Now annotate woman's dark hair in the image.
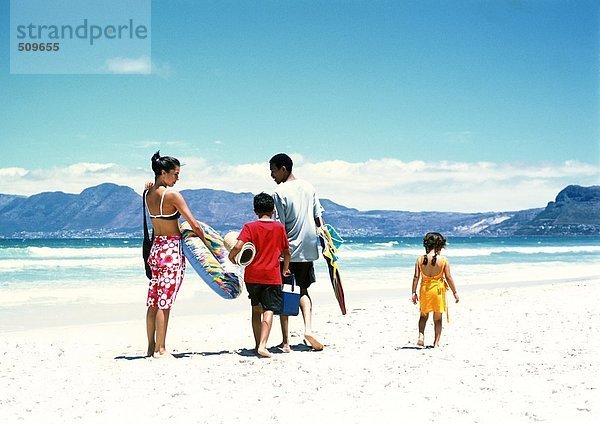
[269,153,293,173]
[151,151,180,177]
[422,232,447,266]
[254,192,275,214]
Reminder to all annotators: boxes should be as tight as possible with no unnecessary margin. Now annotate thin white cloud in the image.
[104,56,151,74]
[0,167,29,178]
[133,140,189,149]
[104,56,172,77]
[65,162,115,174]
[133,140,161,149]
[0,163,145,197]
[444,131,473,144]
[0,159,598,212]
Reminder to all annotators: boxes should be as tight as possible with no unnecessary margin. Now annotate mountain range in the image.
[0,184,598,238]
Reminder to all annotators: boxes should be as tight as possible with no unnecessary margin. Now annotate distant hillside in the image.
[515,185,600,236]
[326,207,545,237]
[0,183,597,238]
[0,194,22,210]
[0,184,140,237]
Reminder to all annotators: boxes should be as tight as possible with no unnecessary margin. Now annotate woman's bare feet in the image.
[257,347,272,358]
[147,341,156,357]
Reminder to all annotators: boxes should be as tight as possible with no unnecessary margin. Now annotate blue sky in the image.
[1,0,598,212]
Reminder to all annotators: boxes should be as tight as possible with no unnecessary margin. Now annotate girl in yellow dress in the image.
[411,232,459,348]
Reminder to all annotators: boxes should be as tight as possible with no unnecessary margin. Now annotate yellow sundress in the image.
[418,256,449,320]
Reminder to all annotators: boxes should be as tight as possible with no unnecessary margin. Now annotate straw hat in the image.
[223,231,239,252]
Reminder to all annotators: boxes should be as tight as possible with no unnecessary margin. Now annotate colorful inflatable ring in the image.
[179,221,243,299]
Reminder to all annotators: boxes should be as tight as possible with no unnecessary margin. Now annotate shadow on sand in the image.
[114,350,233,360]
[397,344,434,350]
[114,341,322,360]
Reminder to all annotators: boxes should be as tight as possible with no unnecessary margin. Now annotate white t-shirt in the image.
[273,179,324,262]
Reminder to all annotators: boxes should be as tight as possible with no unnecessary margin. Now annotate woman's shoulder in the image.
[150,186,177,194]
[162,187,182,198]
[152,187,183,208]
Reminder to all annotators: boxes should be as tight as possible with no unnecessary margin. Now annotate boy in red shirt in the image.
[229,192,291,358]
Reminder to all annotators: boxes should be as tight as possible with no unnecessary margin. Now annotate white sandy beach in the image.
[1,272,599,423]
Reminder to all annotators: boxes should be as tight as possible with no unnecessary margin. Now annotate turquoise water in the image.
[340,236,600,268]
[0,238,140,287]
[1,236,598,289]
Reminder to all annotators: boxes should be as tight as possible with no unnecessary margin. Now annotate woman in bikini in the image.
[144,151,206,358]
[411,232,459,348]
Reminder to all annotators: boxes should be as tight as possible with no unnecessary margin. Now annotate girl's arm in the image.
[411,261,420,304]
[444,260,460,303]
[170,191,206,240]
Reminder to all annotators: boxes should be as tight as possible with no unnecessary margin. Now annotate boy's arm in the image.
[444,261,459,303]
[228,240,244,264]
[281,248,291,276]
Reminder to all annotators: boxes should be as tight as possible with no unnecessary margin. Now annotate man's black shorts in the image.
[245,283,282,313]
[280,261,316,289]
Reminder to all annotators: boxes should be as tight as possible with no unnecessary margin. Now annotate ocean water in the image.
[340,236,600,268]
[1,236,599,308]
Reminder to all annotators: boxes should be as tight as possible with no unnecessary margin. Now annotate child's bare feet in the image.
[417,332,425,347]
[304,334,324,351]
[147,341,156,357]
[152,351,175,359]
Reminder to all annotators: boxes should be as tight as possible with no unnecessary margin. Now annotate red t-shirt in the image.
[238,219,289,285]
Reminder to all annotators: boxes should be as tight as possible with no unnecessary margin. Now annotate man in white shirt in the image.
[269,153,324,351]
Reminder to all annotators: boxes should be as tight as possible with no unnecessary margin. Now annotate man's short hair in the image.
[254,192,275,214]
[269,153,293,173]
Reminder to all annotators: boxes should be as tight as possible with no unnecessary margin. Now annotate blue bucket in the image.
[280,275,300,316]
